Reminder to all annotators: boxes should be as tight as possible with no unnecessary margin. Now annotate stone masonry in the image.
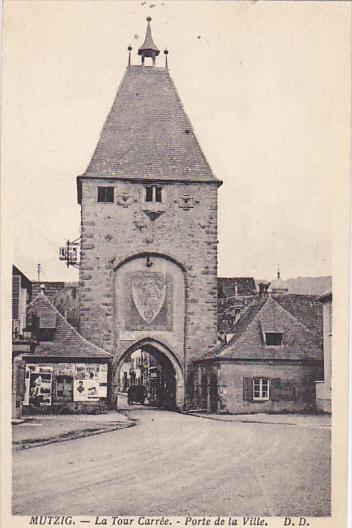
[76,21,222,408]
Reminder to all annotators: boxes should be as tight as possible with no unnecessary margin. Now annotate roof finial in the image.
[128,44,132,67]
[164,48,169,69]
[138,17,160,66]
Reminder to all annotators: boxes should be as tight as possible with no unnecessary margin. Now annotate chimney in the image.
[258,281,270,297]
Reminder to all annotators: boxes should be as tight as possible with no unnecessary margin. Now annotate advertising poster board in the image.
[24,365,53,406]
[75,363,99,381]
[29,372,53,407]
[73,379,100,402]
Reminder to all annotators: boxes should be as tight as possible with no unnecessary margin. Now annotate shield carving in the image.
[131,272,166,325]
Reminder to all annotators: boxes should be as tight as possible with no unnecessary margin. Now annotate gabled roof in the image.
[203,296,322,362]
[78,65,220,194]
[218,277,256,298]
[273,294,323,338]
[28,294,111,359]
[13,265,32,292]
[317,289,332,302]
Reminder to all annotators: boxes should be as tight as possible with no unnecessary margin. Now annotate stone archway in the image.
[114,338,184,410]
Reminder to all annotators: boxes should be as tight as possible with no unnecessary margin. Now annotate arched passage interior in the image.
[115,340,184,411]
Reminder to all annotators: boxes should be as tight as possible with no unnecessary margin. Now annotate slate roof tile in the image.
[80,66,220,184]
[204,296,323,362]
[218,277,256,298]
[28,294,111,359]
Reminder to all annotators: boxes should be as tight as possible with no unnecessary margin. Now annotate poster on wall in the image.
[75,363,100,381]
[29,372,53,407]
[73,379,100,401]
[56,363,75,376]
[98,364,108,397]
[98,364,108,384]
[24,365,53,406]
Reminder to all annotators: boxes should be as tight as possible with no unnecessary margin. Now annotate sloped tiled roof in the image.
[80,66,220,184]
[273,294,323,338]
[204,296,322,362]
[28,294,111,359]
[218,277,256,298]
[317,289,332,302]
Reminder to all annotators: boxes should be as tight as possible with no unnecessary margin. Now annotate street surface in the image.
[13,409,330,517]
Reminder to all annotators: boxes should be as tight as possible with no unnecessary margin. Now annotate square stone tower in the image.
[77,18,222,408]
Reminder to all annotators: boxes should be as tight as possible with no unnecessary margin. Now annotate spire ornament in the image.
[138,17,160,65]
[128,44,133,67]
[164,48,169,69]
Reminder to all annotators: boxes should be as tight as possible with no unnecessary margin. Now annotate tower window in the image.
[265,332,283,346]
[145,185,162,203]
[97,187,114,203]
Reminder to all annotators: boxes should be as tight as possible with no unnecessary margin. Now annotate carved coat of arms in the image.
[131,272,166,325]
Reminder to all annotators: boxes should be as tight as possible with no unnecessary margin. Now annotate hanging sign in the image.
[59,245,78,263]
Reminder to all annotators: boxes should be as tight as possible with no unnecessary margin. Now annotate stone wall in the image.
[193,361,323,414]
[78,179,219,404]
[32,282,79,329]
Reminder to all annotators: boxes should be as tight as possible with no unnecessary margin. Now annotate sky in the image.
[2,1,350,283]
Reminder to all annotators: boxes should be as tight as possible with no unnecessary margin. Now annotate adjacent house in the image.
[192,295,323,414]
[12,265,32,339]
[20,288,112,414]
[315,290,332,413]
[217,277,257,339]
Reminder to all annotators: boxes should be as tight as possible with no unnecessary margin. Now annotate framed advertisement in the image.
[73,379,99,402]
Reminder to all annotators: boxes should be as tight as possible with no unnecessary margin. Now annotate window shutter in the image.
[243,377,252,401]
[16,365,26,401]
[280,381,296,401]
[270,378,281,401]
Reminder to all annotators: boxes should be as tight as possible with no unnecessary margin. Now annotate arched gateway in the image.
[114,338,184,410]
[76,18,221,410]
[112,254,185,410]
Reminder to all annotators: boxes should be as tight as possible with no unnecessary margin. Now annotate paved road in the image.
[12,409,330,517]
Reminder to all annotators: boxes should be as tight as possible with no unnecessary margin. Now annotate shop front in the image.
[22,359,110,414]
[20,290,112,415]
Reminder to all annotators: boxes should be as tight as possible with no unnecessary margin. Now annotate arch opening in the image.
[115,340,183,411]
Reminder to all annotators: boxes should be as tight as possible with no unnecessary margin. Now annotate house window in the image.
[56,375,73,399]
[39,328,55,341]
[265,332,283,346]
[253,378,270,401]
[97,187,114,203]
[145,185,162,203]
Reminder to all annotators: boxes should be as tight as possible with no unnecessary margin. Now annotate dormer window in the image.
[265,332,283,346]
[39,328,55,341]
[145,185,162,203]
[98,187,114,203]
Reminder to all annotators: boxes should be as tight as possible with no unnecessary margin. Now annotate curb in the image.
[180,411,331,428]
[13,419,137,451]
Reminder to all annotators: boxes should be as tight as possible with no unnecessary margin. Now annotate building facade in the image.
[12,265,32,339]
[21,290,112,414]
[76,18,222,409]
[315,290,332,413]
[193,295,323,414]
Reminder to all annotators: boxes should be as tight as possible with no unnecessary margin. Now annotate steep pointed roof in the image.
[138,17,160,55]
[200,296,323,362]
[79,65,220,189]
[28,293,112,359]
